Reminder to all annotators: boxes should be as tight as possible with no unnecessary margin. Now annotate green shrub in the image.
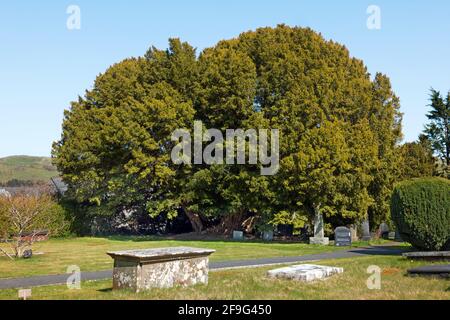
[46,202,73,238]
[391,178,450,251]
[0,193,72,258]
[269,211,308,230]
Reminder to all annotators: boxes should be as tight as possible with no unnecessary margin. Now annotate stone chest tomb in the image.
[107,247,215,292]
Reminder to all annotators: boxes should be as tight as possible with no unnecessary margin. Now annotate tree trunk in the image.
[208,211,246,235]
[183,208,204,233]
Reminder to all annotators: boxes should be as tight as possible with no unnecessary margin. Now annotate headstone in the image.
[232,230,244,241]
[309,211,329,245]
[107,247,215,292]
[18,289,32,300]
[388,232,396,240]
[22,249,33,259]
[394,231,403,242]
[379,222,390,239]
[350,225,359,242]
[277,224,294,237]
[262,231,274,242]
[334,227,352,247]
[361,219,371,241]
[267,264,344,282]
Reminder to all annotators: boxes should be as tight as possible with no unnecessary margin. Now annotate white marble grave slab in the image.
[267,264,344,282]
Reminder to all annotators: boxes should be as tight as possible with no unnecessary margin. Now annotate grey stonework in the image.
[361,219,371,241]
[309,210,329,245]
[334,227,352,247]
[403,251,450,261]
[262,231,274,241]
[267,264,344,282]
[233,231,244,241]
[350,225,359,242]
[107,247,215,292]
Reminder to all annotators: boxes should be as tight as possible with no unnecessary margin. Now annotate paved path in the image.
[0,246,406,290]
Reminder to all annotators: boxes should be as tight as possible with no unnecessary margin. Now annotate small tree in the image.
[399,136,436,180]
[0,192,68,259]
[423,89,450,171]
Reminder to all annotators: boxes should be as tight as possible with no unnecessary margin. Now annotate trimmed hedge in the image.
[391,178,450,251]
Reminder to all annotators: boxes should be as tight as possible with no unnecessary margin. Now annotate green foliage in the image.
[0,194,70,239]
[53,25,403,234]
[269,211,308,230]
[422,89,450,180]
[280,119,378,223]
[45,202,72,237]
[399,136,436,180]
[423,89,450,169]
[367,74,403,227]
[391,178,450,251]
[53,54,195,219]
[0,193,71,258]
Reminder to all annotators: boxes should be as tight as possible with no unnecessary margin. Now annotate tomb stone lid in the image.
[408,264,450,275]
[403,251,450,258]
[335,226,351,234]
[107,247,216,263]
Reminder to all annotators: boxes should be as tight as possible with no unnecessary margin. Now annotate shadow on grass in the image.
[105,235,160,242]
[348,246,411,256]
[370,245,413,251]
[98,288,113,293]
[102,235,310,246]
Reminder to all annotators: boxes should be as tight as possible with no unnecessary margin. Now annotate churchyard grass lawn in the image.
[0,236,390,279]
[0,255,448,300]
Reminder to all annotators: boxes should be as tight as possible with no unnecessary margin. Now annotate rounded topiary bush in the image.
[391,178,450,251]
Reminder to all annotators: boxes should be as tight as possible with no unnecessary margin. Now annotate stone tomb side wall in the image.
[112,256,210,292]
[112,259,139,292]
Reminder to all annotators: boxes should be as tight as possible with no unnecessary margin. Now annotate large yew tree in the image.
[53,25,403,234]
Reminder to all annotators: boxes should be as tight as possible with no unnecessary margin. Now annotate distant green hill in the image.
[0,156,58,184]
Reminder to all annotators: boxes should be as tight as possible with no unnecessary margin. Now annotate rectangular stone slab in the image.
[107,247,215,292]
[309,237,330,245]
[107,247,215,263]
[267,264,344,282]
[403,251,450,261]
[408,264,450,276]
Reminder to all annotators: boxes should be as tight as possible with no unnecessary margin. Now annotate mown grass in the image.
[0,255,448,300]
[0,236,391,279]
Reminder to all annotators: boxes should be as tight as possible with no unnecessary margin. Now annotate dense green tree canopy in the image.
[53,25,403,234]
[399,136,436,180]
[423,89,450,178]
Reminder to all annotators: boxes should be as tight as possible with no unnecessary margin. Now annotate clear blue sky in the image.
[1,0,449,158]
